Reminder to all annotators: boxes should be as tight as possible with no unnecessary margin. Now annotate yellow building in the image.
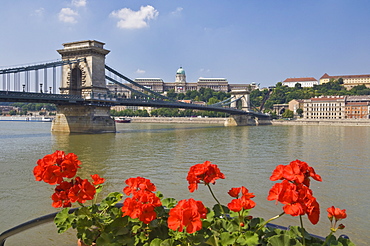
[320,73,370,89]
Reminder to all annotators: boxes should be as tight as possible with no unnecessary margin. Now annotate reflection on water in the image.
[0,122,369,245]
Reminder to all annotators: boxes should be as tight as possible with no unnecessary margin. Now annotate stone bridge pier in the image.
[51,40,116,133]
[224,89,258,126]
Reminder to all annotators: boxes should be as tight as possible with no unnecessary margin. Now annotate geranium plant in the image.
[34,151,355,246]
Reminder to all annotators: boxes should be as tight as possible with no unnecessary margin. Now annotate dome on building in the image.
[176,67,185,75]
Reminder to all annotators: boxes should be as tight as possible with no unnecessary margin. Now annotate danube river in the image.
[0,121,369,245]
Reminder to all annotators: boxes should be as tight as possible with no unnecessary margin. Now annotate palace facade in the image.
[107,67,258,97]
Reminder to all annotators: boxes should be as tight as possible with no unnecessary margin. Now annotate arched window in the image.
[70,67,82,95]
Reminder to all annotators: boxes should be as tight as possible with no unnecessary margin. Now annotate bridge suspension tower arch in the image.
[52,40,116,133]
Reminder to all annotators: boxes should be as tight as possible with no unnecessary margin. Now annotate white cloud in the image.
[58,8,78,23]
[200,68,211,73]
[110,5,159,29]
[33,8,45,17]
[136,69,146,74]
[72,0,87,7]
[171,7,183,16]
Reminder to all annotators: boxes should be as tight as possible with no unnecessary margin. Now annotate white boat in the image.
[115,117,131,123]
[41,117,53,122]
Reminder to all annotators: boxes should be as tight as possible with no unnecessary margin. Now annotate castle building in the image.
[107,67,257,97]
[319,73,370,89]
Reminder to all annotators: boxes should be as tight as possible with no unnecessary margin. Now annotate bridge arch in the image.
[69,65,84,96]
[52,40,115,133]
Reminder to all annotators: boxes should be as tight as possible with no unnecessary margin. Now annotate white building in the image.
[282,77,319,88]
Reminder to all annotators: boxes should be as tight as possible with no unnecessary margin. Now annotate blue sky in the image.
[1,0,370,88]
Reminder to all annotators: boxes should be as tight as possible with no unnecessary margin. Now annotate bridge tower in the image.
[51,40,116,133]
[224,89,256,126]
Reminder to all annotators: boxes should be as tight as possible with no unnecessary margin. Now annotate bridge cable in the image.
[105,76,157,99]
[0,58,86,75]
[105,65,176,102]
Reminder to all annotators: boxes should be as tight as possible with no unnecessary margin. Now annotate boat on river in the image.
[41,117,53,122]
[115,117,131,123]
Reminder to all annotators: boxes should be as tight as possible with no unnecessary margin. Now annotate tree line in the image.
[250,79,370,113]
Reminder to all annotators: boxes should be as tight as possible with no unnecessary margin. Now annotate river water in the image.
[0,121,369,245]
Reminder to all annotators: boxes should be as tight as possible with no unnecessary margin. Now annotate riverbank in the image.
[131,117,370,126]
[0,116,54,122]
[130,116,227,124]
[272,118,370,126]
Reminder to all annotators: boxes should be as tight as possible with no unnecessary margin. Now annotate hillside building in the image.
[282,77,319,87]
[303,95,370,119]
[319,73,370,89]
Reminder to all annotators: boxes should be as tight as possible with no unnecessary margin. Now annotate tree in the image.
[296,108,303,117]
[282,109,294,119]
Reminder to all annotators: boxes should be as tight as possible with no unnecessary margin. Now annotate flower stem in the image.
[206,183,225,216]
[300,215,306,246]
[256,212,285,231]
[322,231,334,246]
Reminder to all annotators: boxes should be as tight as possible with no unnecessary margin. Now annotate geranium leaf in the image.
[267,234,302,246]
[160,238,175,246]
[236,231,259,246]
[149,238,162,246]
[161,198,177,208]
[205,234,219,246]
[99,192,123,209]
[219,232,237,245]
[54,208,73,233]
[338,236,356,246]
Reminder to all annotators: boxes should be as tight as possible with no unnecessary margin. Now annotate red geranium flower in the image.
[123,176,156,195]
[51,181,73,208]
[327,206,347,221]
[33,150,81,185]
[168,198,207,234]
[186,161,225,193]
[269,160,322,187]
[228,187,241,198]
[228,186,256,212]
[91,174,105,185]
[68,177,96,204]
[121,177,162,224]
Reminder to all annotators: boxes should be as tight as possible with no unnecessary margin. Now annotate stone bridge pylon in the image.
[225,89,256,126]
[51,40,116,133]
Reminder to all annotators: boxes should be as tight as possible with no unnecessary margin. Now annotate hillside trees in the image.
[257,80,368,112]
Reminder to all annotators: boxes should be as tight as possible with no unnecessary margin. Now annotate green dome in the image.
[176,67,185,75]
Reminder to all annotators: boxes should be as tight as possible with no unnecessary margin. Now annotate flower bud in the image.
[338,224,345,230]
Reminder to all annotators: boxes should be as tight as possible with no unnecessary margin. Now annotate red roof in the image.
[310,96,345,101]
[283,77,317,82]
[320,73,370,79]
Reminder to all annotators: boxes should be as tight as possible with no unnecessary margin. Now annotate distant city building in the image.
[303,95,370,119]
[303,96,346,120]
[107,67,258,97]
[272,104,289,115]
[289,99,304,114]
[345,96,370,119]
[320,73,370,89]
[282,77,319,88]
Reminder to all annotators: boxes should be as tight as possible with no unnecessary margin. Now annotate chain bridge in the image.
[0,40,270,133]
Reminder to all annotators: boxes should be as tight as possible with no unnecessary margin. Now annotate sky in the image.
[1,0,370,88]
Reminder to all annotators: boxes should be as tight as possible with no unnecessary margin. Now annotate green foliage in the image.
[10,102,56,112]
[296,108,303,116]
[251,80,370,111]
[282,109,294,119]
